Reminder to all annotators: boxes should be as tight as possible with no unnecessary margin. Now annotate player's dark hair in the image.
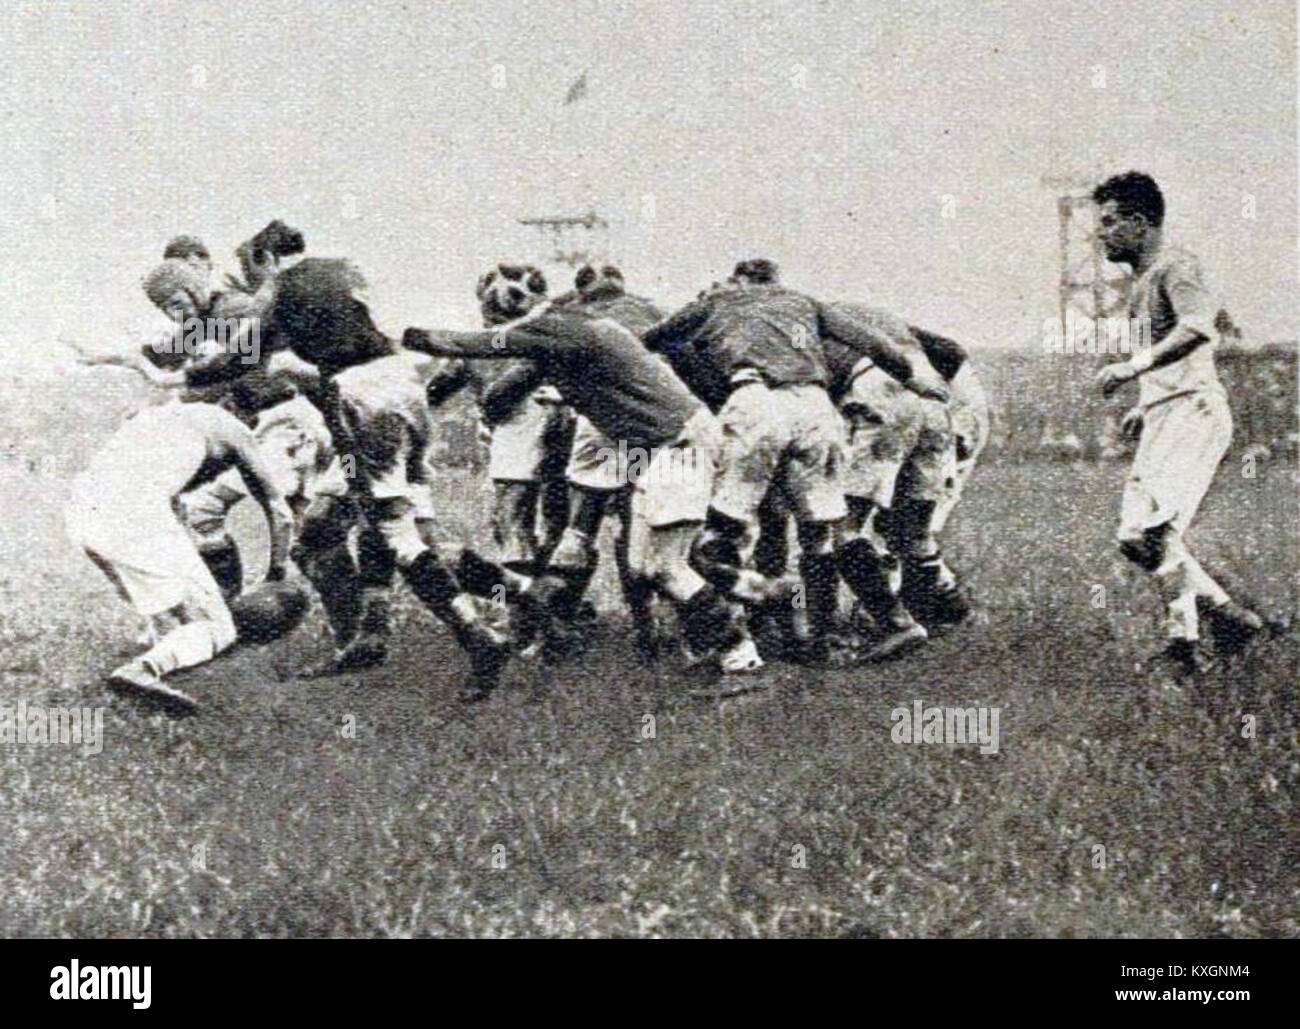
[574,264,597,292]
[733,258,779,284]
[1092,171,1164,227]
[163,234,210,262]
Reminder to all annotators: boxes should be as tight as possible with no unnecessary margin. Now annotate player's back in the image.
[531,310,702,451]
[691,284,828,388]
[579,293,665,335]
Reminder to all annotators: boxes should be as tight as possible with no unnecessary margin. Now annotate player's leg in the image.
[629,421,753,674]
[782,384,853,662]
[487,391,560,575]
[536,402,576,567]
[887,405,968,630]
[748,488,798,659]
[293,494,367,670]
[610,486,660,660]
[1117,393,1253,680]
[834,370,928,656]
[367,493,511,701]
[549,414,624,623]
[692,383,797,604]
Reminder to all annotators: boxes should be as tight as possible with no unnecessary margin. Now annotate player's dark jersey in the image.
[573,286,665,335]
[404,306,703,453]
[819,301,967,401]
[644,284,830,400]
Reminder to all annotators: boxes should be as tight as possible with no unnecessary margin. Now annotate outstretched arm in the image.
[817,303,948,402]
[68,339,188,388]
[641,298,711,355]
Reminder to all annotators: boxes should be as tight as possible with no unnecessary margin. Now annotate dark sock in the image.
[837,538,904,626]
[799,551,840,643]
[299,545,362,646]
[677,585,743,654]
[401,550,464,627]
[202,538,243,601]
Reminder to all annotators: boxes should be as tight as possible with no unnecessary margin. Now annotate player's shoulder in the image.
[1156,244,1207,284]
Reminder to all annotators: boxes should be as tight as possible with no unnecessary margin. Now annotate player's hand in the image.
[66,339,130,366]
[906,377,949,404]
[1096,361,1137,396]
[1120,406,1143,440]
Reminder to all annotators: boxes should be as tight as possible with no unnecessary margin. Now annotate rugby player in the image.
[1092,171,1263,682]
[402,281,751,674]
[545,264,666,656]
[268,258,512,700]
[64,400,296,713]
[643,259,948,664]
[425,265,572,580]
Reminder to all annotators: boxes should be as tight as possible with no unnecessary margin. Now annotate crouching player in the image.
[65,400,298,713]
[1092,171,1263,683]
[269,259,512,700]
[402,280,748,675]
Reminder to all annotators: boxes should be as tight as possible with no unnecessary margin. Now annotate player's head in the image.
[1092,172,1164,264]
[732,258,779,287]
[162,234,212,274]
[142,258,210,322]
[236,220,307,290]
[574,263,625,300]
[271,258,391,373]
[476,263,548,326]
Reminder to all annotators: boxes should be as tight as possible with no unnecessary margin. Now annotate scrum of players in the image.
[67,170,1267,714]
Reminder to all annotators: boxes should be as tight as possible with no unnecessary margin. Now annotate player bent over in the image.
[269,259,511,700]
[1093,171,1262,684]
[549,265,667,655]
[65,400,297,713]
[427,265,572,578]
[644,260,948,666]
[818,305,952,658]
[403,287,748,677]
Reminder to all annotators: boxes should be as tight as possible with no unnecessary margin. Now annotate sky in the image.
[1,0,1294,371]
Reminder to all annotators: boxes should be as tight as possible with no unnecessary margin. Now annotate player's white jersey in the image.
[1130,245,1225,409]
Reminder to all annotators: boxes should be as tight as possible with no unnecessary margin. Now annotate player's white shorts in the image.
[566,414,625,492]
[932,363,990,533]
[840,366,954,510]
[177,395,344,549]
[66,477,228,622]
[1118,390,1231,541]
[626,409,719,580]
[488,389,569,483]
[711,380,847,526]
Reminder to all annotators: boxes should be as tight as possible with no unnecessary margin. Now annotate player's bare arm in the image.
[1096,320,1213,395]
[219,416,294,580]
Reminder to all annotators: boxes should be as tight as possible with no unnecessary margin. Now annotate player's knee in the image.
[1118,524,1170,572]
[550,526,597,573]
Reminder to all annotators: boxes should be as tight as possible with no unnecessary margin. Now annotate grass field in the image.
[1,442,1297,938]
